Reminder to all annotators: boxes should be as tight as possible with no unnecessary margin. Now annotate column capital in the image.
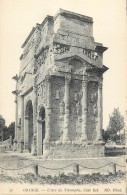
[45,75,52,82]
[82,79,88,87]
[98,81,103,89]
[65,75,71,85]
[25,115,30,120]
[37,119,43,124]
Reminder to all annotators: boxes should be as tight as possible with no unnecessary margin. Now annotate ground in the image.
[0,151,126,185]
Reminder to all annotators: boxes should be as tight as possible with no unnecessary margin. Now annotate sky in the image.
[0,0,126,128]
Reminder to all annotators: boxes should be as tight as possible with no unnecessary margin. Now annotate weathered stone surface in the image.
[13,9,108,158]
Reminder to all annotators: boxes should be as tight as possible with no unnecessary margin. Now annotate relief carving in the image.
[53,43,70,54]
[74,93,79,102]
[55,90,60,100]
[37,49,48,68]
[60,101,65,115]
[93,104,98,116]
[90,92,97,103]
[83,49,98,60]
[76,102,81,115]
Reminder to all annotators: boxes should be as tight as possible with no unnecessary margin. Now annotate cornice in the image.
[21,27,36,48]
[21,15,53,49]
[95,45,108,53]
[54,9,93,24]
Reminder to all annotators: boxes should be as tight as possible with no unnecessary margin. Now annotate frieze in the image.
[53,43,70,54]
[23,38,35,59]
[36,48,48,68]
[83,49,98,60]
[37,82,47,106]
[35,31,41,50]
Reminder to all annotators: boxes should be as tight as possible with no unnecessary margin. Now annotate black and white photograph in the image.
[0,0,126,194]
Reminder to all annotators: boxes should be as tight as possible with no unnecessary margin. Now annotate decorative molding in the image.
[83,49,98,60]
[53,43,70,55]
[65,75,71,84]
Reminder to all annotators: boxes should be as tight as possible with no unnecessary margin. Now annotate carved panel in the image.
[37,81,47,110]
[87,81,98,141]
[36,48,48,68]
[83,49,98,60]
[60,101,65,115]
[53,43,70,54]
[51,77,65,139]
[69,79,82,140]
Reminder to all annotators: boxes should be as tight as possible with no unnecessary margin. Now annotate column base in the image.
[31,144,37,156]
[62,136,71,144]
[19,138,24,153]
[23,149,29,153]
[13,138,17,151]
[43,138,50,144]
[95,139,105,145]
[80,133,87,142]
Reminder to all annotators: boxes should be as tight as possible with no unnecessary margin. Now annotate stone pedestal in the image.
[44,142,105,159]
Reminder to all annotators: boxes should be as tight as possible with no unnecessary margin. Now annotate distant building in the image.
[12,9,108,158]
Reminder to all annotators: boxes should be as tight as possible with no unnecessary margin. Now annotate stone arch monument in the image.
[12,9,108,158]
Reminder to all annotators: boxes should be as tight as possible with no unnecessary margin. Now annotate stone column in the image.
[81,79,88,141]
[96,81,103,141]
[37,119,42,156]
[32,77,37,155]
[62,76,71,143]
[13,95,18,151]
[44,76,52,143]
[19,96,24,152]
[24,116,29,152]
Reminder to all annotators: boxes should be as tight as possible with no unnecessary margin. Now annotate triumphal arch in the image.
[12,9,108,158]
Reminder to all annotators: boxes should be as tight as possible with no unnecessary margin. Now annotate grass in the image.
[0,171,125,185]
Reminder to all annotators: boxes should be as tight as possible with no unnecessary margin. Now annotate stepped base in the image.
[43,142,105,159]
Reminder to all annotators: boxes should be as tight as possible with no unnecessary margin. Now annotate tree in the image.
[104,108,124,143]
[7,122,15,140]
[0,115,6,142]
[0,115,15,142]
